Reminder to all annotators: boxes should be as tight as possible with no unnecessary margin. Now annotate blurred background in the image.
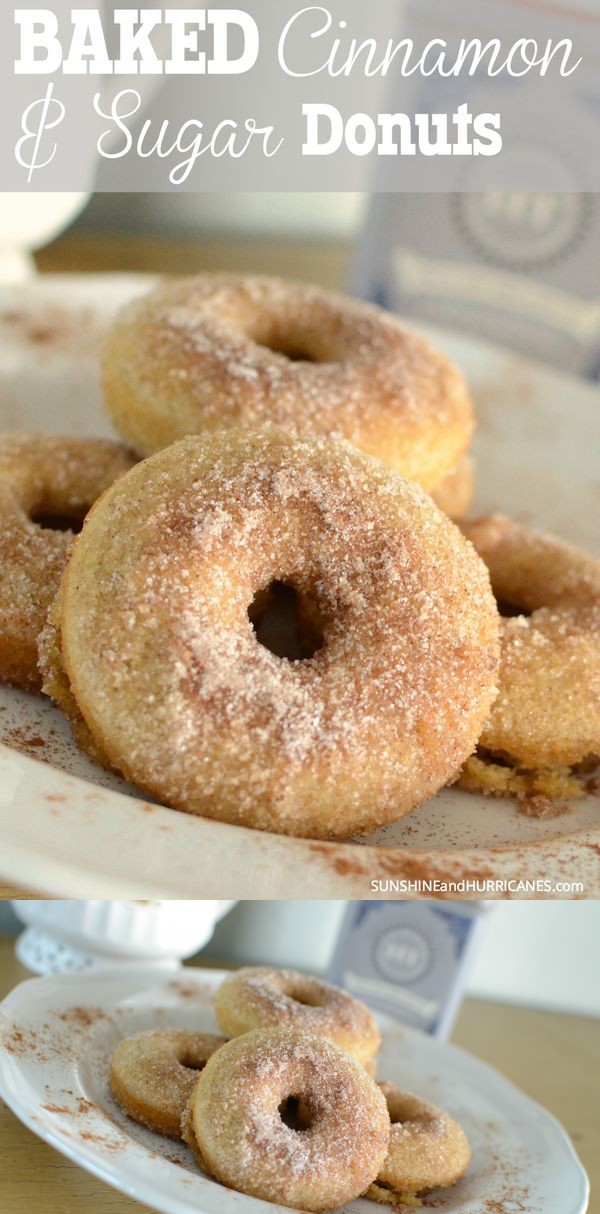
[15,189,600,378]
[78,193,365,240]
[21,190,357,292]
[0,900,598,1019]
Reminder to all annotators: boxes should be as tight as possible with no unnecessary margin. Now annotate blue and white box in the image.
[327,901,489,1040]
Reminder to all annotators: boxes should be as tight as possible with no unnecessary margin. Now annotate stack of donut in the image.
[0,434,135,691]
[101,275,476,514]
[2,273,597,826]
[458,515,600,808]
[109,967,471,1211]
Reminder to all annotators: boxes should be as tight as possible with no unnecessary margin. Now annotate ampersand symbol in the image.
[15,83,66,183]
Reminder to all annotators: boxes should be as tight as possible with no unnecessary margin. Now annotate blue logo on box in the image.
[374,926,432,985]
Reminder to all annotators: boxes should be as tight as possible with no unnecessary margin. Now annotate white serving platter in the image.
[0,965,589,1214]
[0,275,598,898]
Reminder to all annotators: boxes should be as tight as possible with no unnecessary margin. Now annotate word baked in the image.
[15,8,259,74]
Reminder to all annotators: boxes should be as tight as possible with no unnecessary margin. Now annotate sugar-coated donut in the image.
[110,1028,227,1139]
[38,590,110,769]
[181,1026,390,1211]
[430,455,474,520]
[0,432,135,690]
[367,1083,471,1203]
[44,428,499,839]
[215,967,380,1065]
[102,274,474,491]
[460,515,600,802]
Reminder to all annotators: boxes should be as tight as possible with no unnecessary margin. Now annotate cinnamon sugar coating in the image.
[49,429,499,839]
[459,515,600,800]
[215,967,380,1065]
[110,1028,227,1139]
[430,454,474,520]
[38,590,111,769]
[367,1082,471,1201]
[102,274,473,490]
[183,1026,390,1211]
[0,432,135,690]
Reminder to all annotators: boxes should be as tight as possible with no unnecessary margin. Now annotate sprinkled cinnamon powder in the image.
[103,274,473,490]
[0,300,102,360]
[216,967,379,1065]
[59,1007,107,1027]
[54,428,498,840]
[516,797,572,820]
[0,982,544,1214]
[191,1026,390,1207]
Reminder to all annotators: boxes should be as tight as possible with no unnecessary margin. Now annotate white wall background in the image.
[467,901,599,1016]
[1,900,598,1017]
[79,192,366,239]
[203,900,600,1019]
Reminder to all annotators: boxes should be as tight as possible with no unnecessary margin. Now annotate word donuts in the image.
[215,966,380,1065]
[110,1028,227,1139]
[0,432,134,690]
[369,1083,471,1204]
[460,515,600,803]
[102,273,474,495]
[182,1026,390,1211]
[44,428,499,840]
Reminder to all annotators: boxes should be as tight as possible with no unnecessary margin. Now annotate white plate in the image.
[0,275,599,898]
[0,965,589,1214]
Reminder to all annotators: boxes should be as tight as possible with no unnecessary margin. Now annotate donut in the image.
[459,515,600,803]
[102,274,474,492]
[42,428,499,839]
[110,1028,227,1139]
[215,967,380,1065]
[367,1083,471,1204]
[38,590,110,768]
[181,1026,390,1210]
[430,454,474,520]
[0,432,135,690]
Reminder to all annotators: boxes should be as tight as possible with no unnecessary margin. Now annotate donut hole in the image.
[278,1095,314,1132]
[248,581,325,661]
[179,1054,209,1073]
[263,337,318,363]
[287,989,323,1008]
[30,508,86,535]
[248,318,332,364]
[493,594,532,619]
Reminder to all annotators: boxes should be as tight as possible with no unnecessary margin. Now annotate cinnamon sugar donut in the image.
[459,515,600,802]
[44,428,499,839]
[215,967,380,1065]
[38,590,110,768]
[102,274,473,491]
[430,455,474,520]
[181,1026,390,1210]
[0,432,135,690]
[110,1028,226,1139]
[368,1083,471,1204]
